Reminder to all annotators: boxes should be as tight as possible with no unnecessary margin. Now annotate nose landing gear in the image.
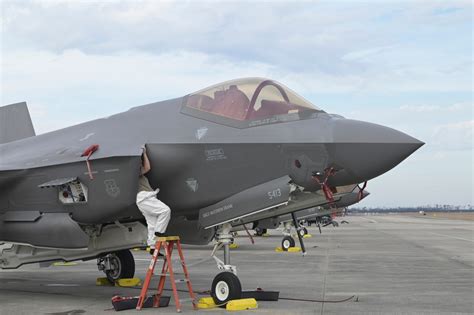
[280,213,307,253]
[298,226,309,238]
[210,223,243,305]
[281,235,296,251]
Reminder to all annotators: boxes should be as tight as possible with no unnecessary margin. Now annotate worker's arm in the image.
[141,149,151,175]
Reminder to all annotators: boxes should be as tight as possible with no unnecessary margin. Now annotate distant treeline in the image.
[349,206,473,213]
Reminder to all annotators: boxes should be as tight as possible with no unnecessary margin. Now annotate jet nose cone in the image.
[329,119,424,183]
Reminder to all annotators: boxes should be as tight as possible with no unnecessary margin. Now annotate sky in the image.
[0,0,472,207]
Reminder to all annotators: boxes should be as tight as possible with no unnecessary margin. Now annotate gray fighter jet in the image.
[0,78,423,304]
[251,184,369,250]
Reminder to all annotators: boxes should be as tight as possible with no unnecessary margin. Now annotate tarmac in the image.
[0,215,473,315]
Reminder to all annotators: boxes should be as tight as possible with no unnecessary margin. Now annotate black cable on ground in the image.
[125,286,356,304]
[279,295,356,303]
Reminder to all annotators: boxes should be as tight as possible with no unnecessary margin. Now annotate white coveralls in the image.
[136,175,171,246]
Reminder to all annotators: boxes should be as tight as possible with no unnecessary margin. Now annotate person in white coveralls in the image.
[136,147,171,254]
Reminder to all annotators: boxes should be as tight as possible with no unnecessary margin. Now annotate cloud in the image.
[399,102,472,113]
[0,49,279,133]
[341,45,396,61]
[1,1,471,86]
[432,120,473,150]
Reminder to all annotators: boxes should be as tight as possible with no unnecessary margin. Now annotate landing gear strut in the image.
[291,212,306,255]
[97,249,135,284]
[211,223,242,305]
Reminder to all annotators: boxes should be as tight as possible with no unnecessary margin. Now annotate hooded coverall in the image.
[136,175,171,246]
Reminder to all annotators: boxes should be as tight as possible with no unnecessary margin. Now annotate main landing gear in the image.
[210,223,242,305]
[97,249,135,284]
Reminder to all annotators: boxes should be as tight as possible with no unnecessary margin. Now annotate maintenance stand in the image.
[136,236,197,312]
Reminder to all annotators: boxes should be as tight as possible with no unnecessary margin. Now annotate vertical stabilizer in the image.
[0,102,36,144]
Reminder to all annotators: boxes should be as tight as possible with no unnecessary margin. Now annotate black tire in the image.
[105,250,135,284]
[281,235,295,251]
[255,228,267,236]
[298,227,308,237]
[211,272,242,305]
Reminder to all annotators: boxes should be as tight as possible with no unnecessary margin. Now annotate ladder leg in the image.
[155,243,169,308]
[166,241,182,313]
[136,241,161,310]
[176,240,197,310]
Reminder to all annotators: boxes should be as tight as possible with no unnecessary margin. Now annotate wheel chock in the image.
[229,243,239,249]
[115,278,141,287]
[275,247,302,252]
[96,277,112,286]
[288,247,302,253]
[262,233,270,237]
[53,262,77,267]
[303,234,313,239]
[226,298,258,311]
[197,297,216,309]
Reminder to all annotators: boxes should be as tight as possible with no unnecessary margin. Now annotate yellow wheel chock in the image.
[115,278,142,287]
[226,298,258,311]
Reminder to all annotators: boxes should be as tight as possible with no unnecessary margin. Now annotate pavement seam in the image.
[320,234,331,315]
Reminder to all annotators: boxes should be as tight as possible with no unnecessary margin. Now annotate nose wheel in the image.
[211,272,242,305]
[298,227,308,238]
[281,235,296,251]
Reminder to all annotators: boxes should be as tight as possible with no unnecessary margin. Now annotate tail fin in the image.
[0,102,36,144]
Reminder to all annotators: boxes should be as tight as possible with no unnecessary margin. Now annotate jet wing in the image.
[0,212,89,248]
[198,175,355,229]
[198,176,291,229]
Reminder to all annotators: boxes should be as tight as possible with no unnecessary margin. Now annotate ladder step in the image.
[174,279,190,283]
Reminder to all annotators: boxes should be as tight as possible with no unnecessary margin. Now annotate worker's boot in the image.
[149,248,164,257]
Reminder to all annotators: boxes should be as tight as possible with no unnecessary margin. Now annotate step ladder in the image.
[136,236,197,312]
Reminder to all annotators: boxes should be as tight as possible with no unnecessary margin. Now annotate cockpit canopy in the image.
[182,78,323,128]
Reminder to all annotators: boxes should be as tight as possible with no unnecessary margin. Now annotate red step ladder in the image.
[136,236,197,312]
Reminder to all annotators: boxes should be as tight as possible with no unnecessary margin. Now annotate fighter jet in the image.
[251,184,369,250]
[0,78,423,304]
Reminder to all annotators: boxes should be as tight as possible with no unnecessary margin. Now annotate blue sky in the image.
[1,0,472,207]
